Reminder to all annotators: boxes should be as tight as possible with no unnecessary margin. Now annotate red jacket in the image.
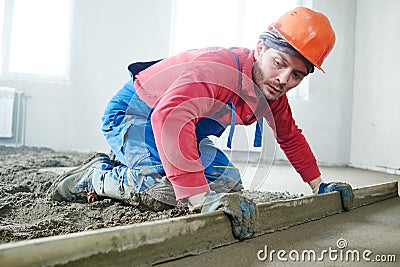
[134,47,320,200]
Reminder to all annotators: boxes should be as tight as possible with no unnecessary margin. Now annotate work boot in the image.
[48,153,111,202]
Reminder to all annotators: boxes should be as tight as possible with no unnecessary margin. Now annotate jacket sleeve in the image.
[267,96,321,182]
[150,61,237,200]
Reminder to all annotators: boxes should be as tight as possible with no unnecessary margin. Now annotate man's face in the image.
[252,40,308,101]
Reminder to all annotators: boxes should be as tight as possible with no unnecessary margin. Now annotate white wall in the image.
[350,0,400,173]
[204,1,358,168]
[0,0,173,152]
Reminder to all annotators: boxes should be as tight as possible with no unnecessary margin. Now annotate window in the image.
[0,0,72,80]
[0,0,6,74]
[170,0,312,100]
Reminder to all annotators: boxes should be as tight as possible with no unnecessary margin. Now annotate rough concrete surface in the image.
[0,146,300,244]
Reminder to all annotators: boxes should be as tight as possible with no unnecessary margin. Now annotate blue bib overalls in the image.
[99,60,247,199]
[101,78,242,194]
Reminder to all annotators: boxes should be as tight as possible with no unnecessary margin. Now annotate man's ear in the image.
[254,40,265,60]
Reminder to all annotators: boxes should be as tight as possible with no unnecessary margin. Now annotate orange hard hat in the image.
[270,7,336,72]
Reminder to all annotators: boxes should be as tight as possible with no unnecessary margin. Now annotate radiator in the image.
[0,87,27,146]
[0,87,16,138]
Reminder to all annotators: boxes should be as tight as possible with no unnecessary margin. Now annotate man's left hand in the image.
[197,191,258,240]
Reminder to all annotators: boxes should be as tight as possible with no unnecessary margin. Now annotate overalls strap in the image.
[225,49,263,149]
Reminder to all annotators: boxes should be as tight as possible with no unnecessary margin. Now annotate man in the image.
[48,7,354,240]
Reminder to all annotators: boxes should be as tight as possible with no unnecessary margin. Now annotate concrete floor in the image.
[160,197,399,267]
[7,164,398,267]
[239,163,400,195]
[159,165,400,267]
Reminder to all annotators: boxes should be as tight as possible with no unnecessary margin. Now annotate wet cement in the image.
[0,146,300,244]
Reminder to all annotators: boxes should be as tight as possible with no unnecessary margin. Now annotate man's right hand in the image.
[315,182,354,211]
[190,191,258,240]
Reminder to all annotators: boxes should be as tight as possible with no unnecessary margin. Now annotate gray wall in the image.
[350,0,400,173]
[1,0,398,174]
